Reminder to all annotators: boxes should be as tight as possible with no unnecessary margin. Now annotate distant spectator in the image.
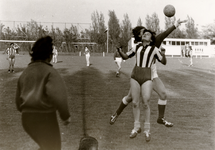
[185,43,193,67]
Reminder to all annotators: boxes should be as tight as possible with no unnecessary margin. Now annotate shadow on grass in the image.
[57,66,132,149]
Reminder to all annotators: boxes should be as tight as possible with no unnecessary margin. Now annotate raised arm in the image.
[155,19,187,48]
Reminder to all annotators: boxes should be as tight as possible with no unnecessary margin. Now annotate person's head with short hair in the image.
[78,136,98,150]
[30,36,53,62]
[10,43,14,47]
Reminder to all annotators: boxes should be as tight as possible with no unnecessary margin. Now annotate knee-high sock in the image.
[116,97,129,115]
[144,104,150,124]
[158,99,167,119]
[134,121,141,130]
[133,104,141,130]
[144,122,150,132]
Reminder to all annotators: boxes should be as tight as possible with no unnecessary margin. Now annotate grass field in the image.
[0,53,215,150]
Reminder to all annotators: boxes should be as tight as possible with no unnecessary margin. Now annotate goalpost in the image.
[0,40,35,55]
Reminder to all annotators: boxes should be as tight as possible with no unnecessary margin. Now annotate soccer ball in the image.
[163,5,175,17]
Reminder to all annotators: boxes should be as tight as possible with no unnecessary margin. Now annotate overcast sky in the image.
[1,0,215,31]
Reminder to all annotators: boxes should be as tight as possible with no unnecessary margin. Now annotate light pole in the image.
[104,28,109,54]
[106,28,108,53]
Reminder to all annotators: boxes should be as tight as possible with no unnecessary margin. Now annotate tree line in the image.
[0,10,214,53]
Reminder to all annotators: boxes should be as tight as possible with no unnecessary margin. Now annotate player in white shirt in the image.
[52,46,58,63]
[114,46,123,76]
[185,44,193,67]
[84,46,90,66]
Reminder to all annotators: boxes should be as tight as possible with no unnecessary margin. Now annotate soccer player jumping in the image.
[110,19,187,139]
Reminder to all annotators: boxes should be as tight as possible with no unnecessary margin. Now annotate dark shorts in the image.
[185,50,192,58]
[22,112,61,150]
[131,66,151,86]
[9,55,15,59]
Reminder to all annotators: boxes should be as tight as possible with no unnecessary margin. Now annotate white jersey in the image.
[85,48,90,56]
[151,63,158,79]
[53,48,58,56]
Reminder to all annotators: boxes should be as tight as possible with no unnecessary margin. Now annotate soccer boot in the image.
[157,117,173,127]
[129,128,141,139]
[144,130,151,142]
[188,64,193,67]
[116,72,119,77]
[110,113,118,125]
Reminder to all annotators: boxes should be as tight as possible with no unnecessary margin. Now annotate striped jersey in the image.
[8,48,16,56]
[126,43,163,68]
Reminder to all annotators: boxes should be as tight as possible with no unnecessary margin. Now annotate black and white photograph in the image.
[0,0,215,149]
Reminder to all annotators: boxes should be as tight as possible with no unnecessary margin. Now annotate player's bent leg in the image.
[153,77,167,100]
[153,78,173,127]
[110,89,133,125]
[125,89,132,103]
[129,78,141,139]
[110,95,130,125]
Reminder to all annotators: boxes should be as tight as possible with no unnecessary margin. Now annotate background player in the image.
[84,46,90,66]
[110,19,187,138]
[185,43,193,66]
[114,46,123,77]
[52,45,58,63]
[7,43,16,73]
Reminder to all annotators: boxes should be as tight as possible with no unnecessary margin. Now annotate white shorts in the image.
[115,57,122,63]
[151,64,158,79]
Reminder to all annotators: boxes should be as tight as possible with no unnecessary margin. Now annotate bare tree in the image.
[164,16,186,38]
[120,13,132,52]
[185,16,199,39]
[201,21,215,44]
[108,10,121,52]
[137,17,143,26]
